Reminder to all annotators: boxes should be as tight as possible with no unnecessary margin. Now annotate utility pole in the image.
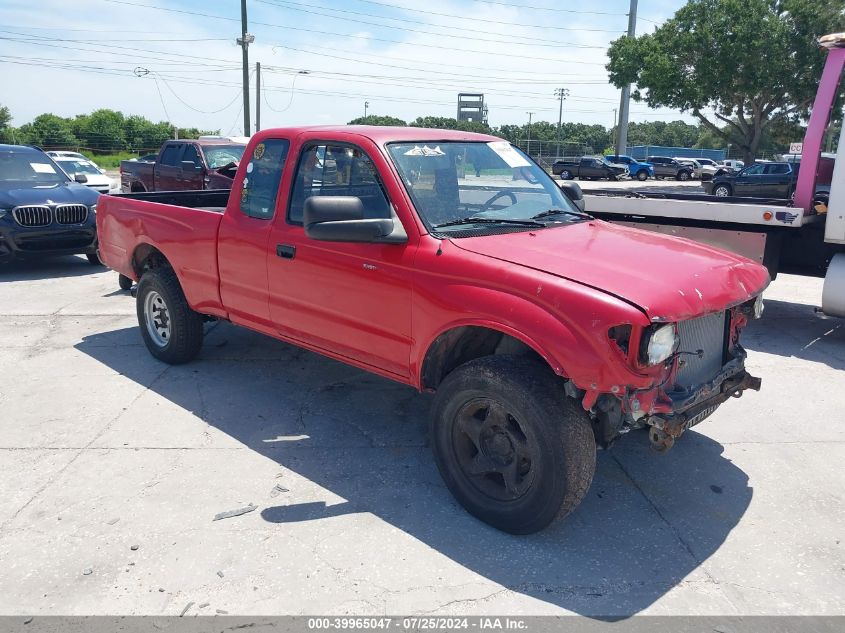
[255,61,261,133]
[364,101,369,119]
[526,111,535,156]
[554,88,569,159]
[615,0,638,157]
[237,0,254,136]
[612,108,618,150]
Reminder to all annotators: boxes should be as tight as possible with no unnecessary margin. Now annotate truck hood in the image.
[0,182,100,208]
[451,220,770,321]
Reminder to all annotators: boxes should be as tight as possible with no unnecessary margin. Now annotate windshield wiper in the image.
[531,208,593,221]
[433,216,546,229]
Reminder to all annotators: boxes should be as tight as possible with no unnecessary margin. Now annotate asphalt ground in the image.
[0,256,843,617]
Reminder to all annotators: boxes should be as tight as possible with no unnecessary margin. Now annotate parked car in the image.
[0,144,100,264]
[120,139,247,193]
[605,154,654,181]
[646,156,694,180]
[46,150,99,169]
[682,157,721,181]
[553,156,628,180]
[715,159,745,176]
[52,156,119,194]
[705,161,798,198]
[98,126,768,534]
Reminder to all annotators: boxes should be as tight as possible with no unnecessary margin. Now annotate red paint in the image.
[98,126,769,411]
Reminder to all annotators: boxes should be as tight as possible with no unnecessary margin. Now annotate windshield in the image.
[386,141,579,231]
[0,151,68,185]
[698,158,716,166]
[204,144,246,169]
[57,159,101,176]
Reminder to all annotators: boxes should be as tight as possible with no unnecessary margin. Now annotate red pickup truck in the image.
[120,138,246,193]
[98,126,768,534]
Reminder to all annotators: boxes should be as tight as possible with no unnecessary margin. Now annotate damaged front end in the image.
[588,295,764,451]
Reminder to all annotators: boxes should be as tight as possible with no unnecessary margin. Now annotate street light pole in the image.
[237,0,254,135]
[554,88,569,159]
[615,0,638,157]
[526,111,535,156]
[255,61,261,133]
[364,101,369,119]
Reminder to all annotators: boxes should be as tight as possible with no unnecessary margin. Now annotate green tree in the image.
[347,115,407,126]
[0,104,13,143]
[410,116,493,134]
[606,0,845,163]
[75,109,126,150]
[18,114,78,147]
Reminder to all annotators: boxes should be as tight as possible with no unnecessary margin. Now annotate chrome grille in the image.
[12,206,51,227]
[674,311,727,389]
[55,204,88,225]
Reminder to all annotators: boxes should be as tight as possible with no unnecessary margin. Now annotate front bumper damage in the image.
[645,364,762,451]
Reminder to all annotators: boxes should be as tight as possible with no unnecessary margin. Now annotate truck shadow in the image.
[743,298,845,370]
[0,255,102,282]
[75,324,751,618]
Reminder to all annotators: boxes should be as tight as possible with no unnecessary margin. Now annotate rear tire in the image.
[136,267,204,364]
[118,274,133,291]
[430,355,596,534]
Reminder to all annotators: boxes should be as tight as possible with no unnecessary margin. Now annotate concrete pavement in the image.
[0,256,843,616]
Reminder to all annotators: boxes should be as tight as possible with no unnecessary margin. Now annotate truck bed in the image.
[97,190,227,315]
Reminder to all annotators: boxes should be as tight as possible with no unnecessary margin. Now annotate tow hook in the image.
[648,426,674,452]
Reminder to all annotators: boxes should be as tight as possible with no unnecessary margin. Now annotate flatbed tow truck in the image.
[583,32,845,318]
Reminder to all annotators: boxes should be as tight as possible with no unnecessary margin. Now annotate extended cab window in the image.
[239,139,290,220]
[160,144,182,167]
[288,144,390,224]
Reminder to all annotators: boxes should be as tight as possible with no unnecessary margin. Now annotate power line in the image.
[256,0,616,46]
[471,0,627,16]
[101,0,609,63]
[340,0,627,32]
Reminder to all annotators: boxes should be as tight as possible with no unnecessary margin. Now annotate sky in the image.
[0,0,692,134]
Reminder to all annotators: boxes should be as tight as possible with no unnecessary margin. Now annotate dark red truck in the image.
[98,126,768,534]
[120,138,247,193]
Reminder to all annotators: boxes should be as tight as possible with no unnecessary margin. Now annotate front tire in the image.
[559,170,572,180]
[713,184,731,197]
[430,355,596,534]
[86,252,103,266]
[677,170,691,181]
[636,170,648,181]
[136,267,204,364]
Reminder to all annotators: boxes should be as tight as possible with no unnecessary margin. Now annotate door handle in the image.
[276,244,296,259]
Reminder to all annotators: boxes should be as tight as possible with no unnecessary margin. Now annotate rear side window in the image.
[160,145,182,167]
[239,139,290,220]
[288,144,390,224]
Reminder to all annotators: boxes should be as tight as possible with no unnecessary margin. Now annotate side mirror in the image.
[181,161,202,171]
[74,173,88,184]
[559,181,586,212]
[303,196,400,243]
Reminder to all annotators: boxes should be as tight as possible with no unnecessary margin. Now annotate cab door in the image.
[267,139,415,379]
[179,143,206,190]
[218,138,291,331]
[733,163,766,197]
[154,143,184,190]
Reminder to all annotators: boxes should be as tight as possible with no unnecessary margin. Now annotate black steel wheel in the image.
[430,355,596,534]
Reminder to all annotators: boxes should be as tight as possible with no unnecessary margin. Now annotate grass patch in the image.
[85,152,146,170]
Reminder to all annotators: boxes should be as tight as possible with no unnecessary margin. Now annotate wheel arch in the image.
[419,322,565,391]
[132,242,172,278]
